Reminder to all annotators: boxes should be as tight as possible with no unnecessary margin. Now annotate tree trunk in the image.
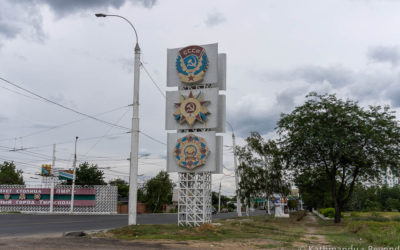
[334,199,341,223]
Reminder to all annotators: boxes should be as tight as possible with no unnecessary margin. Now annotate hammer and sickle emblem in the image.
[184,102,196,113]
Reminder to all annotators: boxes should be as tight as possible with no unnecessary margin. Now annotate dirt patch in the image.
[292,213,331,249]
[0,236,192,250]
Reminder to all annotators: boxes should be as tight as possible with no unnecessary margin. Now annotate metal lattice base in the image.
[178,172,212,227]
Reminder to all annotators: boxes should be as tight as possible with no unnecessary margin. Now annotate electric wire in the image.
[83,108,130,156]
[0,77,130,131]
[0,105,129,143]
[0,84,41,101]
[139,131,166,146]
[141,63,165,98]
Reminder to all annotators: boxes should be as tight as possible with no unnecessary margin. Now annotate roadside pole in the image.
[50,144,56,213]
[70,137,78,213]
[218,182,221,213]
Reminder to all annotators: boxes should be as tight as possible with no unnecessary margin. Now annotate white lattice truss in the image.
[178,172,212,227]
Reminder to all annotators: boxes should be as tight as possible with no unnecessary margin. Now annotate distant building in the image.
[383,168,399,188]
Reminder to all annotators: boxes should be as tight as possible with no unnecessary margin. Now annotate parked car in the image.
[220,208,229,213]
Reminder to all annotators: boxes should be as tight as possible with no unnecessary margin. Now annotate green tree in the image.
[236,132,290,213]
[212,191,230,209]
[278,93,400,223]
[66,162,105,186]
[294,168,332,210]
[144,171,173,213]
[109,178,129,198]
[0,161,24,185]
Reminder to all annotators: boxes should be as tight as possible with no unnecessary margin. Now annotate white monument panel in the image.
[217,94,226,133]
[218,53,226,90]
[167,43,218,87]
[165,88,221,131]
[215,135,223,174]
[167,131,221,173]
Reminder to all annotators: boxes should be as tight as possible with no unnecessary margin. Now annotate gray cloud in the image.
[205,11,226,27]
[387,89,400,107]
[0,22,21,39]
[0,115,8,123]
[0,0,156,44]
[229,112,279,138]
[231,61,400,138]
[31,123,55,129]
[117,57,134,73]
[368,46,400,66]
[0,1,45,42]
[263,65,354,88]
[33,0,157,17]
[229,87,308,137]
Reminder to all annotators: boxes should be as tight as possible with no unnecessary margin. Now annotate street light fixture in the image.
[95,13,141,225]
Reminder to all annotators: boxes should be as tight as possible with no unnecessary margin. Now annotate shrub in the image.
[319,208,335,218]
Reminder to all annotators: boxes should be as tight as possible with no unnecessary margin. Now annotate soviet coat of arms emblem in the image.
[176,45,208,84]
[174,134,210,170]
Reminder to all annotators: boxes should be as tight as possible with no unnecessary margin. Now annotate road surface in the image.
[0,210,265,237]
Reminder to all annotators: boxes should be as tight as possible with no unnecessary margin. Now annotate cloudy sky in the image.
[1,0,400,195]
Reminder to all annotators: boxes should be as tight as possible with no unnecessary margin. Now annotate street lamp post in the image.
[226,121,242,217]
[95,13,140,225]
[70,136,78,213]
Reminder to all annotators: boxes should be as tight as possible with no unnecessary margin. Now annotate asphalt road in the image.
[0,210,265,237]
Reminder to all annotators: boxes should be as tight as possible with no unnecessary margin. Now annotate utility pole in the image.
[70,137,78,213]
[218,181,221,213]
[232,131,242,217]
[95,13,141,226]
[50,144,56,213]
[226,121,242,217]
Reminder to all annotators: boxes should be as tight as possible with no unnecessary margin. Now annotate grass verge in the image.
[318,212,400,248]
[94,213,307,248]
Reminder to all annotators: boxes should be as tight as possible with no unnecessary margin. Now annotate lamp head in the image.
[95,13,107,17]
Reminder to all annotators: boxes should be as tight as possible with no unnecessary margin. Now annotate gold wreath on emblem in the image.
[173,91,210,127]
[174,134,210,170]
[34,193,41,200]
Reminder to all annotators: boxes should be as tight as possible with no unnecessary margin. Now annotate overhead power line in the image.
[141,63,165,98]
[0,105,129,142]
[139,131,166,146]
[0,77,166,148]
[0,77,130,131]
[83,108,130,156]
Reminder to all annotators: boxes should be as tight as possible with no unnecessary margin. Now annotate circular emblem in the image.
[184,102,196,114]
[4,194,10,201]
[174,91,210,127]
[34,193,41,200]
[176,45,208,84]
[174,134,210,170]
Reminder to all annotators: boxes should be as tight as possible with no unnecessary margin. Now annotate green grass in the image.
[96,213,306,246]
[0,211,21,214]
[349,211,400,219]
[318,212,400,248]
[94,211,400,248]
